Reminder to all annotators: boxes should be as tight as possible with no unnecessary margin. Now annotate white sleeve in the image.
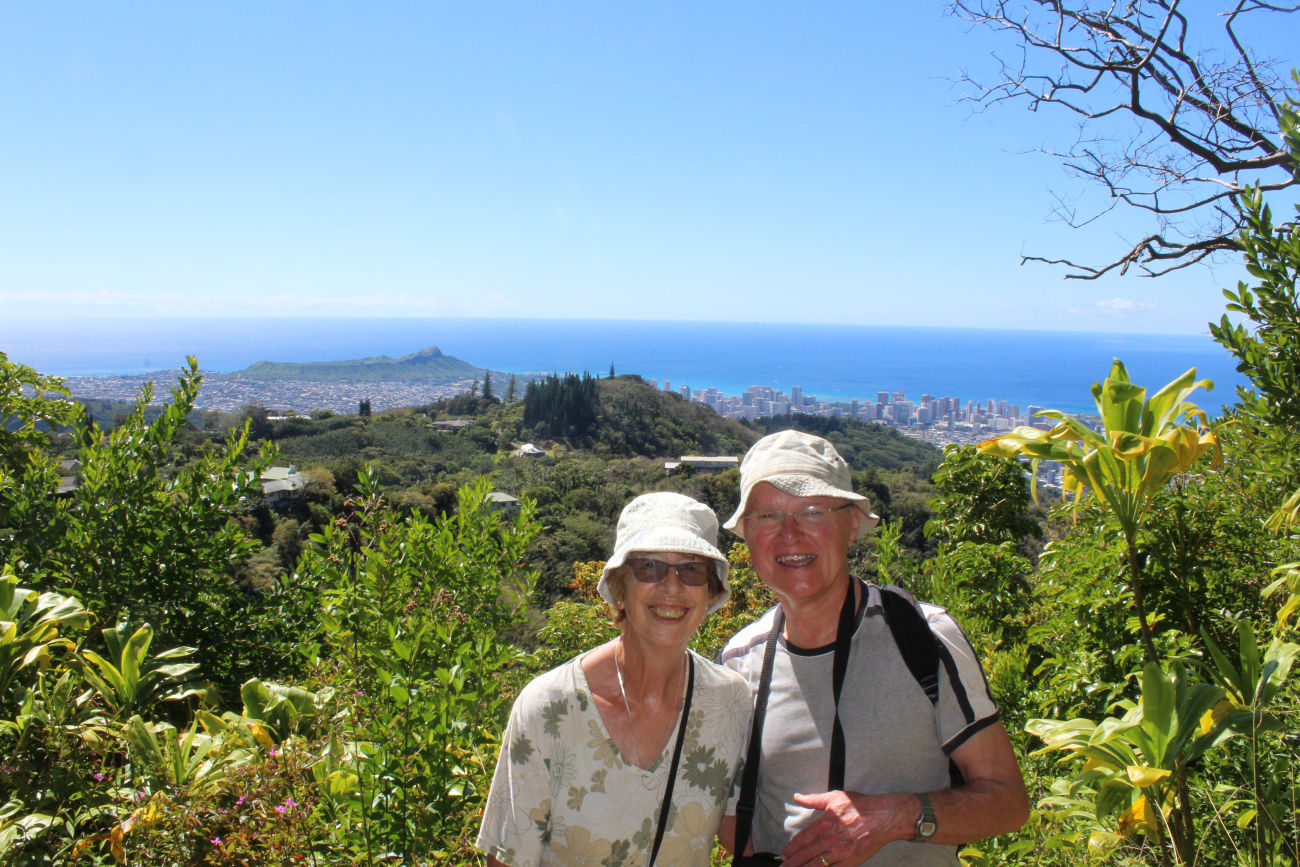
[476,691,552,867]
[923,603,1000,754]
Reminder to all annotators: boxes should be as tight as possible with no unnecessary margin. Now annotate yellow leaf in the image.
[1088,829,1123,858]
[1199,699,1235,735]
[109,825,126,864]
[1277,593,1300,629]
[71,837,99,857]
[1126,765,1171,787]
[1117,794,1157,837]
[249,721,274,748]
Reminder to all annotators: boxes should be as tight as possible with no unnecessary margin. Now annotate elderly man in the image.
[718,430,1029,867]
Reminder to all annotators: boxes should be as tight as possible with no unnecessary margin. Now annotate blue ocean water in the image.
[1,317,1247,417]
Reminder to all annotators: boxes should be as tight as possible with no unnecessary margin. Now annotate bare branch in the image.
[949,0,1299,279]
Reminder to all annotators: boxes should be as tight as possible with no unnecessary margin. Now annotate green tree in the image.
[302,472,539,859]
[925,444,1042,548]
[239,403,272,440]
[482,368,494,402]
[0,353,83,548]
[1209,175,1300,491]
[6,359,276,688]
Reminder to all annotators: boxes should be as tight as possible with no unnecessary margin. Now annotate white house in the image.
[663,455,739,475]
[259,466,306,510]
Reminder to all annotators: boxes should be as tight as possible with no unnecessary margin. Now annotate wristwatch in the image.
[913,792,938,841]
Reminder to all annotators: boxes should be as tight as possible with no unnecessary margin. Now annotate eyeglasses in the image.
[628,557,713,586]
[744,503,855,533]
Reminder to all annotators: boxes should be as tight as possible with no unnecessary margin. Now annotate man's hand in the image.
[779,791,915,867]
[779,723,1030,866]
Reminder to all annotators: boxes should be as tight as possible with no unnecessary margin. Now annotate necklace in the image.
[614,637,687,769]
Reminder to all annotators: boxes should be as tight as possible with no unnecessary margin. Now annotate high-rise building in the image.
[877,391,890,404]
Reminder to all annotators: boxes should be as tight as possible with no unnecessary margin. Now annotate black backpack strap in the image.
[878,585,941,705]
[878,583,967,787]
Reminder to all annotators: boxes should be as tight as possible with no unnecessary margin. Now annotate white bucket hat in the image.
[723,429,881,541]
[598,492,731,615]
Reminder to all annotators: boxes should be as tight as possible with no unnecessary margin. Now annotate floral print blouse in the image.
[477,649,751,866]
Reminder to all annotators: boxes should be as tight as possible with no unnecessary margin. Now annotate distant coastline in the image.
[2,316,1246,418]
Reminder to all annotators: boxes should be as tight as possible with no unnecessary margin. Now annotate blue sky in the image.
[1,2,1288,334]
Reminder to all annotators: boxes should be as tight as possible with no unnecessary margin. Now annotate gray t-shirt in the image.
[719,583,999,865]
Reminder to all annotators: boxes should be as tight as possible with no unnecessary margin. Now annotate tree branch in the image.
[950,0,1299,279]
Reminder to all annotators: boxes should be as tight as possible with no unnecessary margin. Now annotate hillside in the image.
[223,346,486,383]
[266,373,938,486]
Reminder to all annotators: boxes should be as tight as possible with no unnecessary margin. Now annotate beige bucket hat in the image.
[598,492,731,615]
[723,429,881,541]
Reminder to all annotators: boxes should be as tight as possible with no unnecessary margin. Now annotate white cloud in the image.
[1070,297,1158,316]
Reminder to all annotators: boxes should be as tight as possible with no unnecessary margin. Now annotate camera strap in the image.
[732,604,783,862]
[648,654,695,867]
[732,578,859,861]
[827,578,859,791]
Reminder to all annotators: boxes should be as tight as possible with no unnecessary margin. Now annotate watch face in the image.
[917,818,938,839]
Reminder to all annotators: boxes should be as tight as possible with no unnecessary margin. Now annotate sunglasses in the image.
[628,557,713,586]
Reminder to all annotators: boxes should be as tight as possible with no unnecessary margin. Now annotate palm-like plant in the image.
[979,360,1219,661]
[1028,662,1238,865]
[0,569,88,696]
[75,622,205,718]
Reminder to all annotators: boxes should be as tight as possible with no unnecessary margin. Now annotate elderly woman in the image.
[477,492,751,867]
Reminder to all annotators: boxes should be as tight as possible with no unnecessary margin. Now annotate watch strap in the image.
[913,792,938,841]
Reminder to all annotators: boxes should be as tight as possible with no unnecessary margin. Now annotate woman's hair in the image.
[605,556,726,625]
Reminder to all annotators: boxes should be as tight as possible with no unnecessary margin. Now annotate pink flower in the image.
[236,795,246,805]
[210,837,223,845]
[275,805,287,814]
[93,773,105,782]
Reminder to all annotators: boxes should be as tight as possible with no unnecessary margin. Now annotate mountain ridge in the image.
[215,346,488,383]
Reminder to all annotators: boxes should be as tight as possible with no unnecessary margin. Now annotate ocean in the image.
[1,317,1248,417]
